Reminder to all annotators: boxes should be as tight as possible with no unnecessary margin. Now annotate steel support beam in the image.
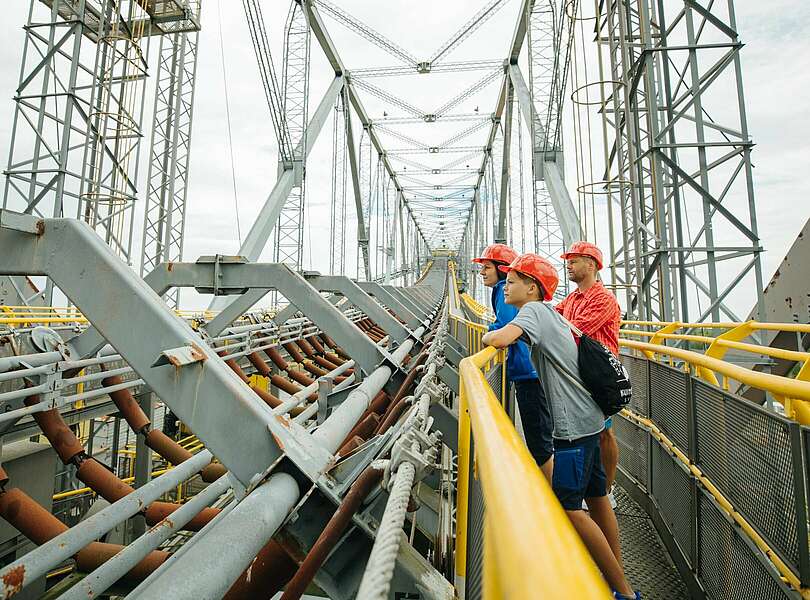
[304,274,411,344]
[344,90,371,279]
[209,76,344,310]
[509,64,580,248]
[0,214,331,488]
[204,288,267,336]
[495,81,514,244]
[384,286,429,319]
[356,281,422,329]
[150,261,394,375]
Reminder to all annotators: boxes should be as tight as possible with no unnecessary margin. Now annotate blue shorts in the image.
[604,417,613,429]
[552,433,607,510]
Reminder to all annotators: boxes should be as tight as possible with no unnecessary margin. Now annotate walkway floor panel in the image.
[615,486,690,600]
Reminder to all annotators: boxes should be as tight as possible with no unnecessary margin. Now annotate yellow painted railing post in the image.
[455,375,471,594]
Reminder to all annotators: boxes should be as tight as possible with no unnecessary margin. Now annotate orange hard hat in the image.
[472,243,518,266]
[561,241,603,270]
[498,253,558,301]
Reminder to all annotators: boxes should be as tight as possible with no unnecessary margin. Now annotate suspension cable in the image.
[218,2,242,246]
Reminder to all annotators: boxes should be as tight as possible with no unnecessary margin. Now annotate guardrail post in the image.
[685,373,700,571]
[455,377,471,596]
[644,358,654,493]
[790,423,810,585]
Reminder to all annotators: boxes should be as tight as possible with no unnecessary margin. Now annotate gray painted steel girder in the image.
[304,274,412,345]
[209,75,344,311]
[356,281,422,330]
[508,63,581,248]
[0,215,331,488]
[385,285,431,318]
[128,473,299,600]
[148,261,396,375]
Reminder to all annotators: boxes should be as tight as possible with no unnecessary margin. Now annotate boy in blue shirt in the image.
[472,244,554,480]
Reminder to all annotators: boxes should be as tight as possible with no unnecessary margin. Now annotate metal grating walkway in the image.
[614,486,690,600]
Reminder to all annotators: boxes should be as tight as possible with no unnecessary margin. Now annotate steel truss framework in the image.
[2,1,151,298]
[329,91,348,275]
[275,1,311,270]
[0,211,450,599]
[595,0,765,322]
[527,0,578,289]
[140,29,200,307]
[0,0,775,597]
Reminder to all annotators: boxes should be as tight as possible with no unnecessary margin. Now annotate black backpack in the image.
[540,318,632,417]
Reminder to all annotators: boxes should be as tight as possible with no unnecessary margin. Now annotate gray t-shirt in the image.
[511,301,605,441]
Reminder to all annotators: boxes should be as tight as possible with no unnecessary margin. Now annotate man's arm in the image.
[482,324,524,349]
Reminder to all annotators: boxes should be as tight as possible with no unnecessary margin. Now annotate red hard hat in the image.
[561,241,603,270]
[498,254,558,301]
[472,243,518,266]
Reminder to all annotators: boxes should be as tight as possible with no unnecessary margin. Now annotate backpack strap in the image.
[554,309,584,338]
[534,337,591,396]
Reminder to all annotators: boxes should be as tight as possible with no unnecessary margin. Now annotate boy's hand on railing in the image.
[482,324,523,349]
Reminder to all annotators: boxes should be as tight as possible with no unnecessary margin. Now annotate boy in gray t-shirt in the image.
[481,253,639,600]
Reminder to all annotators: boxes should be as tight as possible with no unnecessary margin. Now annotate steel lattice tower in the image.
[275,1,311,270]
[3,1,152,302]
[528,0,577,292]
[140,29,200,307]
[357,127,372,280]
[329,92,348,276]
[596,0,765,322]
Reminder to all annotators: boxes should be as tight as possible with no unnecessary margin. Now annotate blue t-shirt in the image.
[488,279,538,382]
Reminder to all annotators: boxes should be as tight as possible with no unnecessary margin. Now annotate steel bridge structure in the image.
[0,1,806,599]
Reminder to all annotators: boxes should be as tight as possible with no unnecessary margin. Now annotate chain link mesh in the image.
[614,414,649,490]
[694,380,801,574]
[465,442,485,600]
[649,362,690,453]
[650,441,694,566]
[699,490,794,600]
[616,356,802,598]
[622,354,649,416]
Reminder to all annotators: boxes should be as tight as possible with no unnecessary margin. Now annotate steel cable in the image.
[355,461,416,600]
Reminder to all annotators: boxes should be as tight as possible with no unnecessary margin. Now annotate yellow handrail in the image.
[620,320,810,371]
[620,338,810,424]
[456,346,611,598]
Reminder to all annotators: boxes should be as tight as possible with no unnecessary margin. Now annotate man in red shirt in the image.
[556,242,622,509]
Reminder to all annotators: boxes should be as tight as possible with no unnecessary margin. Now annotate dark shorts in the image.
[552,432,607,510]
[513,378,554,467]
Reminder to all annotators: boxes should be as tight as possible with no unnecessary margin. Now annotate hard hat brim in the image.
[560,252,603,270]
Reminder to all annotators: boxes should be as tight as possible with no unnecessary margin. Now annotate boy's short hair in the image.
[513,270,546,300]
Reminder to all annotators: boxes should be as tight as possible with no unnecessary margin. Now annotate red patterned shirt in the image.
[555,281,621,355]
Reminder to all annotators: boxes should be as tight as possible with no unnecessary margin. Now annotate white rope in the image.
[355,460,415,600]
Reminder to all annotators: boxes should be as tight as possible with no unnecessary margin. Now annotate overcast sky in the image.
[0,1,808,313]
